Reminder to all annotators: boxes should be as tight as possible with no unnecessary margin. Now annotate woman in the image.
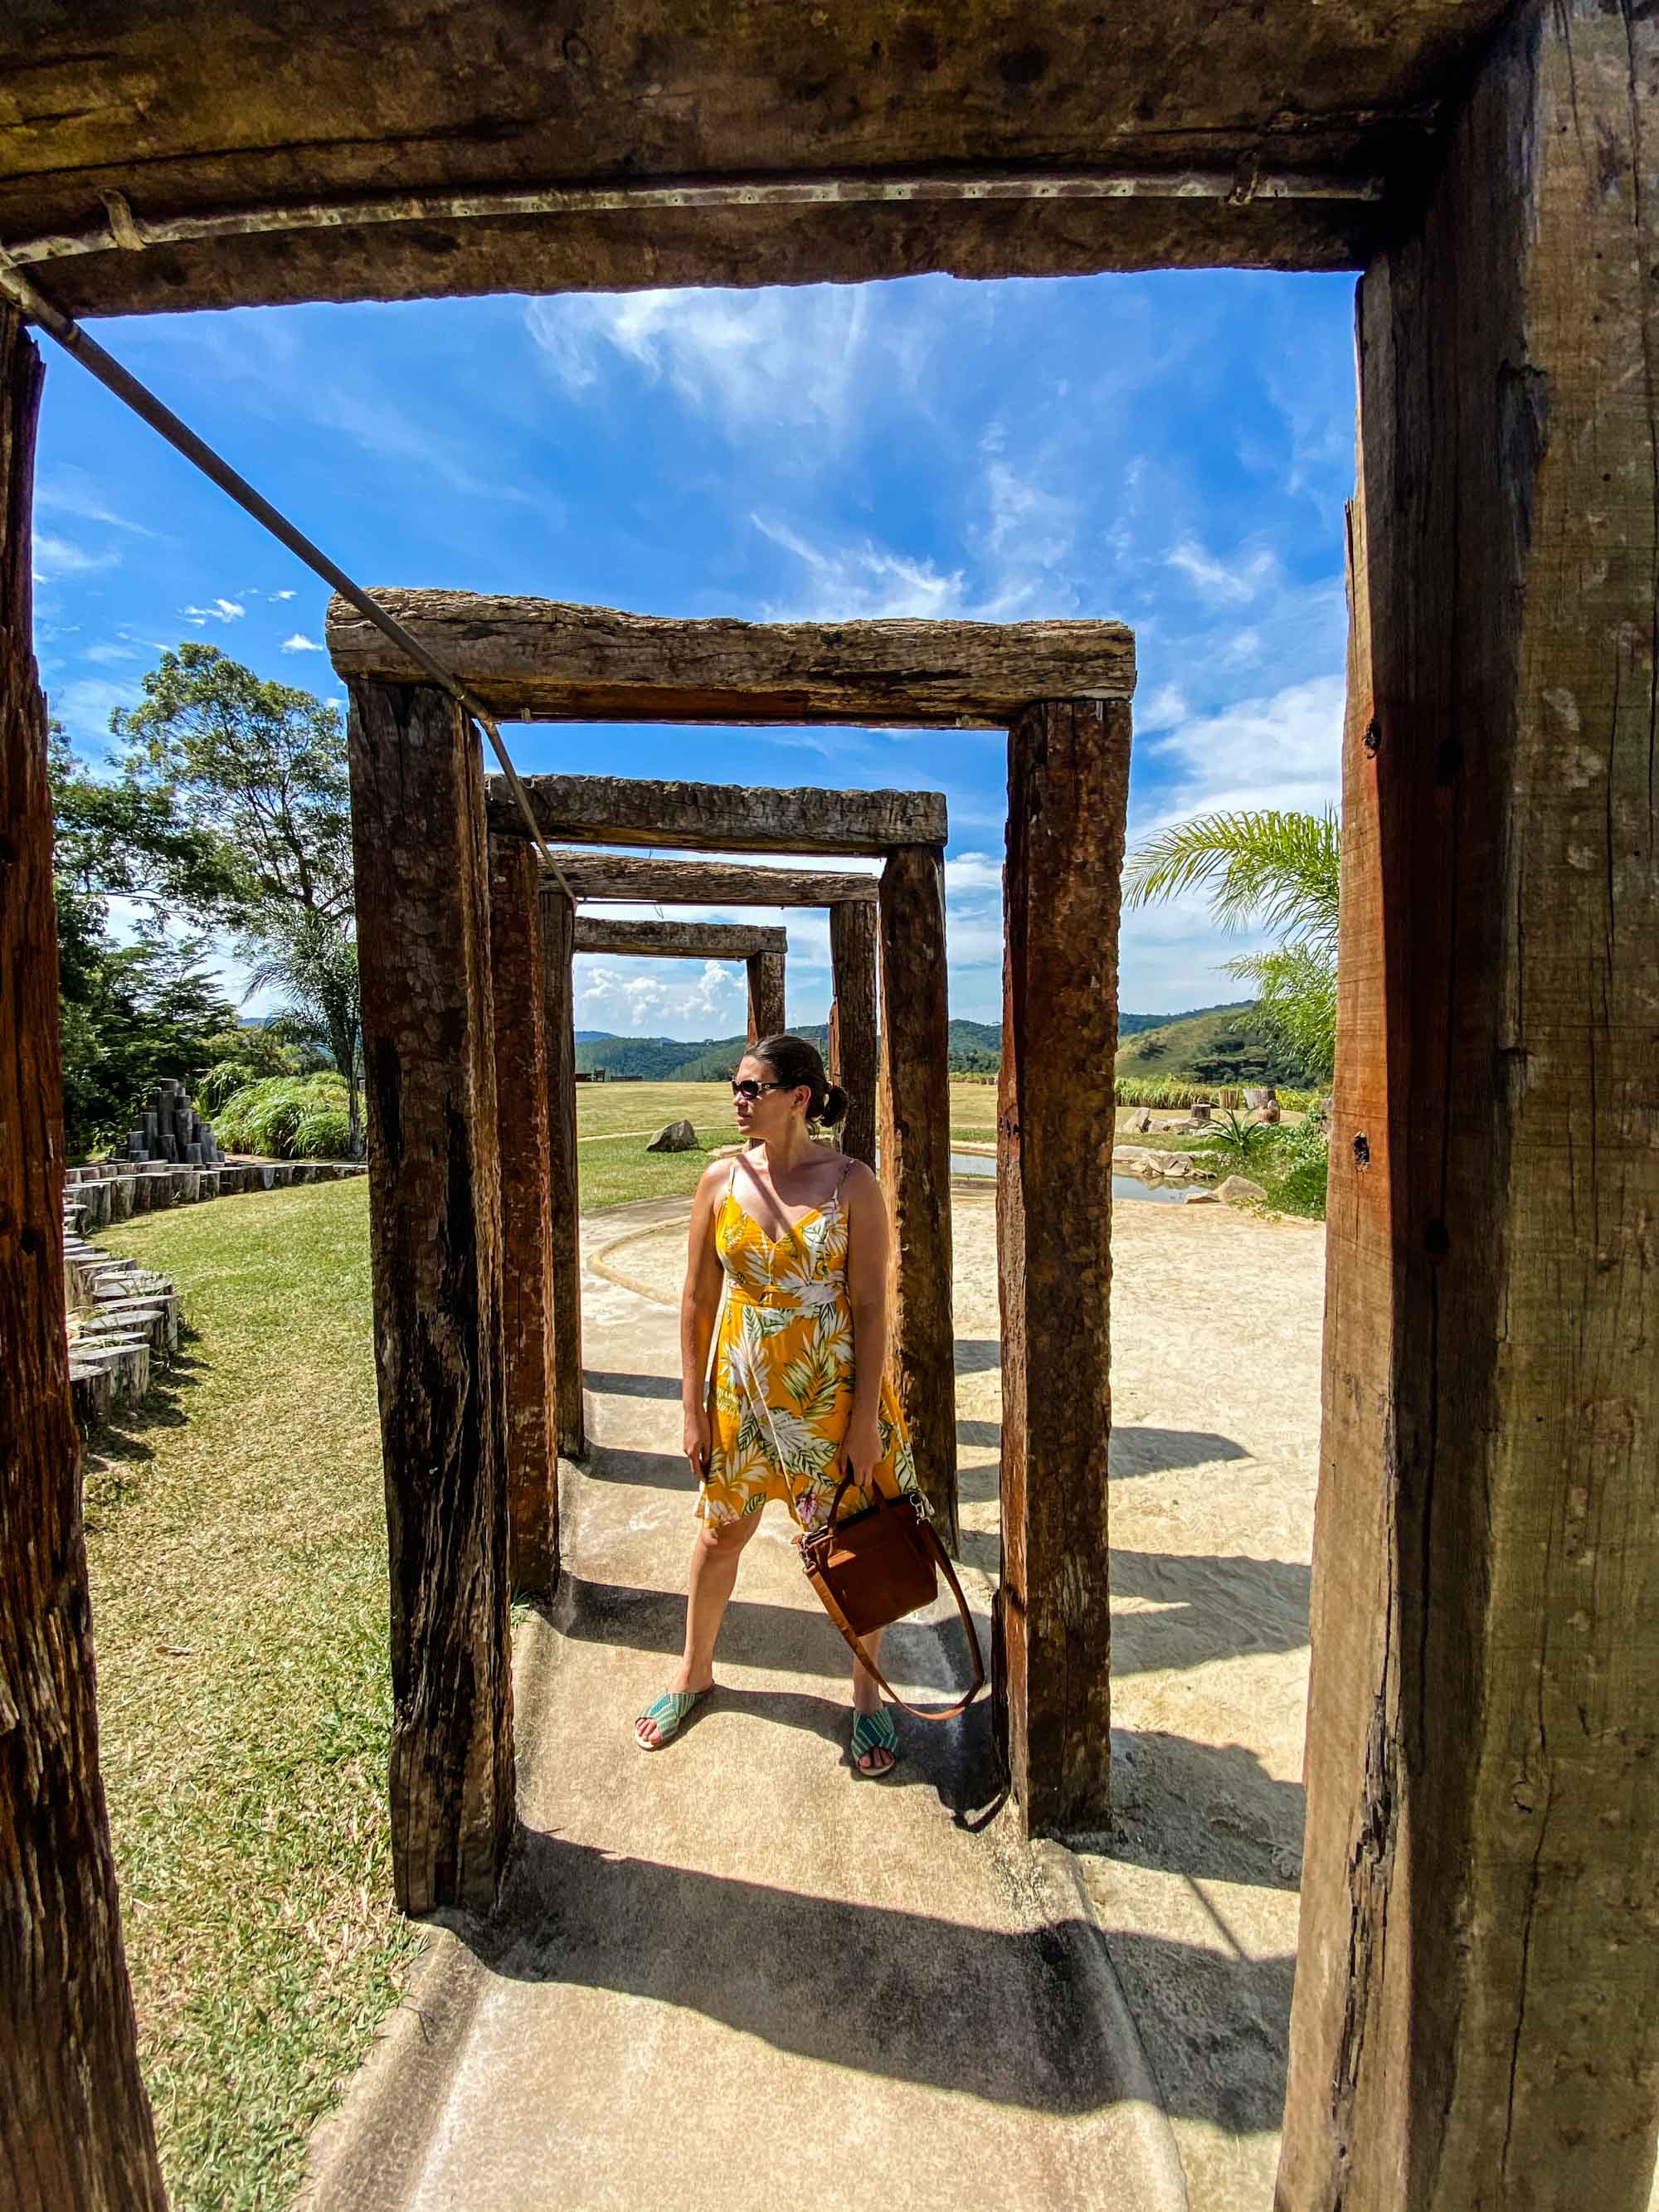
[633,1033,923,1777]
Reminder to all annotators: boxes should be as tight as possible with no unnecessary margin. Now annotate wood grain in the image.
[0,307,167,2212]
[572,916,786,960]
[996,699,1128,1837]
[487,836,557,1598]
[544,853,877,907]
[877,845,957,1548]
[328,593,1132,727]
[494,775,946,857]
[1280,7,1659,2202]
[347,679,514,1916]
[539,887,585,1461]
[829,900,879,1169]
[745,950,787,1045]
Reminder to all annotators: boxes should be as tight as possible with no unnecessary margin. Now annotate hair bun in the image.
[820,1084,849,1128]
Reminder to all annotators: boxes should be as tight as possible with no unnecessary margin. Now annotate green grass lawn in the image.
[90,1179,414,2211]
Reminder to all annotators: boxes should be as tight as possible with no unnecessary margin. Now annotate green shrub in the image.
[212,1073,355,1160]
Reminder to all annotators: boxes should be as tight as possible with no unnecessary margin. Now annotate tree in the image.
[245,911,364,1155]
[1122,807,1340,1083]
[109,643,353,926]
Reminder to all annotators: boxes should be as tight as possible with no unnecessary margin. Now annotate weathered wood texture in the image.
[0,310,167,2212]
[486,836,557,1599]
[1280,8,1659,2205]
[539,886,585,1461]
[492,774,946,857]
[995,700,1129,1837]
[328,594,1134,726]
[745,950,788,1046]
[542,853,878,907]
[876,845,957,1549]
[0,2,1516,315]
[346,680,513,1916]
[572,916,787,960]
[829,900,879,1169]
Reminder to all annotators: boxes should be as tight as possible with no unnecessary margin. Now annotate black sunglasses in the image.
[731,1078,791,1101]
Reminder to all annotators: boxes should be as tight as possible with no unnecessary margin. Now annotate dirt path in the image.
[592,1183,1326,2211]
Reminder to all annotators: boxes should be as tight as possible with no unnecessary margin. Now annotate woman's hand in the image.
[684,1406,711,1479]
[844,1408,882,1490]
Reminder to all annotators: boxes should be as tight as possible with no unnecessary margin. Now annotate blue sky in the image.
[36,269,1355,1038]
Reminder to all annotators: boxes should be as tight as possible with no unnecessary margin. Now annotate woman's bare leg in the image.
[851,1628,894,1775]
[635,1511,761,1745]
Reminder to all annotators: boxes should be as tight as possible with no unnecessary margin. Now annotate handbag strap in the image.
[801,1495,987,1723]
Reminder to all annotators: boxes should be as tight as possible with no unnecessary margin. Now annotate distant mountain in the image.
[1115,1001,1317,1088]
[573,1006,1248,1080]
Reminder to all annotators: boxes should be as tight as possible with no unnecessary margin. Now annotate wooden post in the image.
[746,947,786,1043]
[0,310,168,2212]
[877,845,957,1548]
[539,884,585,1460]
[996,699,1129,1837]
[830,898,879,1169]
[347,679,513,1916]
[487,836,557,1597]
[1280,7,1659,2203]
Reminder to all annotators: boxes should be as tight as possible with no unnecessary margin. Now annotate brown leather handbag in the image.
[797,1469,986,1720]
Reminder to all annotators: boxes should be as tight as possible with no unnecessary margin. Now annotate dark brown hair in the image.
[748,1033,849,1128]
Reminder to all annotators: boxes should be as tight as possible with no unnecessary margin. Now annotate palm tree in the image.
[1122,807,1340,1082]
[245,910,364,1155]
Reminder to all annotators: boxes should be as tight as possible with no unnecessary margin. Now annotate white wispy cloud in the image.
[34,535,120,581]
[280,633,324,654]
[84,639,142,667]
[526,284,936,446]
[180,598,246,625]
[271,589,298,600]
[753,516,969,621]
[51,675,142,749]
[1133,672,1345,830]
[1165,538,1279,604]
[574,956,748,1034]
[36,469,159,537]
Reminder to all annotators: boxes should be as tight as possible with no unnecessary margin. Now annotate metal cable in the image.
[0,242,577,903]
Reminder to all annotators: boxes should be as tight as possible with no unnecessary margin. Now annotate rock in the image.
[646,1119,698,1154]
[1131,1106,1153,1134]
[1253,1100,1282,1124]
[1216,1175,1269,1206]
[1183,1187,1219,1204]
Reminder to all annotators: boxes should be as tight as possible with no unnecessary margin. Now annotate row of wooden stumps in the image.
[344,683,1128,1912]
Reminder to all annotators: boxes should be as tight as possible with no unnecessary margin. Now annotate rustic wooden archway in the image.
[333,595,1136,1904]
[6,7,1657,2207]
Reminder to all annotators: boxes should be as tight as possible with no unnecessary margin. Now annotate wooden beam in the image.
[0,308,168,2212]
[829,901,879,1169]
[745,950,787,1044]
[996,698,1129,1837]
[493,775,946,858]
[542,853,878,907]
[572,916,787,960]
[1280,7,1659,2202]
[487,836,558,1599]
[347,679,513,1916]
[328,592,1135,727]
[540,885,585,1461]
[877,846,957,1548]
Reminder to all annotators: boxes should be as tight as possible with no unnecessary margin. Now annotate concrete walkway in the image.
[307,1198,1186,2212]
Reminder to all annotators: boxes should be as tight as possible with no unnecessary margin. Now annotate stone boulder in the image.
[646,1120,698,1154]
[1216,1175,1269,1206]
[1131,1106,1153,1134]
[1183,1187,1219,1204]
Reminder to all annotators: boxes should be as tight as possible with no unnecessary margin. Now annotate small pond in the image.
[950,1151,1190,1203]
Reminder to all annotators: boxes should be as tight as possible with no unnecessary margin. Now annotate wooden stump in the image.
[347,679,513,1917]
[829,899,878,1169]
[539,885,585,1460]
[1280,8,1659,2202]
[0,309,167,2209]
[996,698,1130,1837]
[746,948,787,1044]
[877,844,957,1548]
[487,836,558,1597]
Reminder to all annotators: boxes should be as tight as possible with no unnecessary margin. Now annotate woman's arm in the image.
[679,1164,726,1473]
[841,1163,891,1489]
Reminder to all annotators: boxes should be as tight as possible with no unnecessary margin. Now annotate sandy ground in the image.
[593,1179,1326,2212]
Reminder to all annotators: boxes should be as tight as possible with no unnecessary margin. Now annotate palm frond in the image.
[1123,808,1340,948]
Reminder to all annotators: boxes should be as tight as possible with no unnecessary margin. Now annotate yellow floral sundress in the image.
[700,1155,922,1534]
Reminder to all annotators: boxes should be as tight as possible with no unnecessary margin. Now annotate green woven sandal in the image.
[634,1687,711,1750]
[850,1704,900,1777]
